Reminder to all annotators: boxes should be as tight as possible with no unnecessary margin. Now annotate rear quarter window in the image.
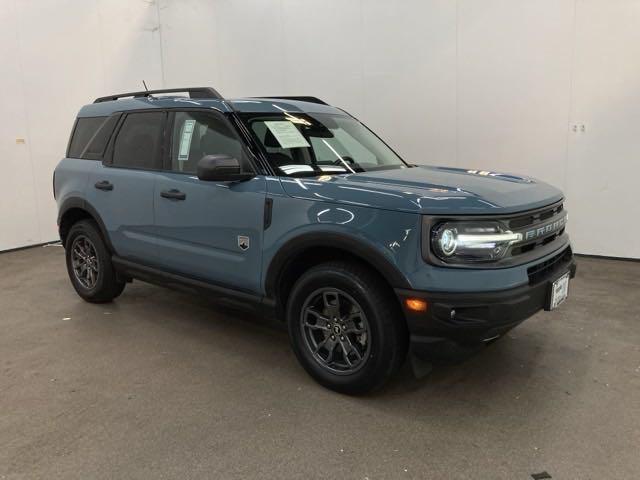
[67,115,120,160]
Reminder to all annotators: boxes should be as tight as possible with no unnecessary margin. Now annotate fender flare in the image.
[264,231,412,299]
[58,196,116,253]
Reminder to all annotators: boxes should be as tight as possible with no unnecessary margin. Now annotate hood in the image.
[278,165,564,215]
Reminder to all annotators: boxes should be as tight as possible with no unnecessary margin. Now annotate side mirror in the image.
[197,155,255,182]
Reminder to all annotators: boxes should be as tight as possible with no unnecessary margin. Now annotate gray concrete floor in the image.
[1,246,639,480]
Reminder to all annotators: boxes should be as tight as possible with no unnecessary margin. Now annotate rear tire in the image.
[287,261,408,394]
[65,220,125,303]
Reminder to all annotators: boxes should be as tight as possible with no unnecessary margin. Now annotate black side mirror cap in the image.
[197,155,255,182]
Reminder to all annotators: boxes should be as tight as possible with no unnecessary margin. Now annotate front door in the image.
[152,110,266,293]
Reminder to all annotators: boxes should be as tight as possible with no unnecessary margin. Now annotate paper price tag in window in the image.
[178,120,196,161]
[264,121,310,149]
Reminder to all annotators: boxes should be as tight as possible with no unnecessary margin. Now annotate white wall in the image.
[565,0,640,258]
[2,0,639,258]
[0,0,163,251]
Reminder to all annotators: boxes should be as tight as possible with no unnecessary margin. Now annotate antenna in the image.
[142,80,149,91]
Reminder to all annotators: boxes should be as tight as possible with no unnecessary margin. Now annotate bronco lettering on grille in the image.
[523,214,567,241]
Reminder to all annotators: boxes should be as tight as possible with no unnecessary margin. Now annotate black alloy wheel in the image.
[287,261,408,394]
[300,287,371,375]
[65,219,125,303]
[70,235,100,290]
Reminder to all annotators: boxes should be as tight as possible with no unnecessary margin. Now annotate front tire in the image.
[287,261,408,394]
[65,220,125,303]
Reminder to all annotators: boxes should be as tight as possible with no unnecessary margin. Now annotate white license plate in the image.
[549,272,570,310]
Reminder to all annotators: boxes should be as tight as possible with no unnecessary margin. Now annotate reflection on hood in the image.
[279,166,563,215]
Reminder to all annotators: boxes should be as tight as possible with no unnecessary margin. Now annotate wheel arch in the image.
[58,197,115,252]
[264,232,411,317]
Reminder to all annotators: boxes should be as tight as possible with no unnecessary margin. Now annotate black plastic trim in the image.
[226,105,276,176]
[57,197,116,253]
[397,251,576,352]
[264,232,412,299]
[111,256,274,316]
[263,198,273,230]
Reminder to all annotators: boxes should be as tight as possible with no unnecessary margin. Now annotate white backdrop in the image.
[1,0,639,258]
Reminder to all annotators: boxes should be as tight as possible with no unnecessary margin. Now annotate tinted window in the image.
[82,115,120,159]
[68,117,110,159]
[112,112,165,169]
[170,111,248,173]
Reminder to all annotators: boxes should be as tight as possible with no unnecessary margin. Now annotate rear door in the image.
[86,111,165,264]
[153,110,266,293]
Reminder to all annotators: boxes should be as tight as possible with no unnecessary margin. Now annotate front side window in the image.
[240,112,408,177]
[112,112,165,170]
[169,111,248,174]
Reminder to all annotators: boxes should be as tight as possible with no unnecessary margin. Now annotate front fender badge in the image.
[238,236,250,251]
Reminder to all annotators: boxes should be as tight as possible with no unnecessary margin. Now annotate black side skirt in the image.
[112,256,277,318]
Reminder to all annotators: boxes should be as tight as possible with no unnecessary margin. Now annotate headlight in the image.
[431,221,522,263]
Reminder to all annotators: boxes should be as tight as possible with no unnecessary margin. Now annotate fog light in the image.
[405,298,428,312]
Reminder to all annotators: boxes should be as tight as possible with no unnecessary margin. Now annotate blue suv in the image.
[54,87,576,394]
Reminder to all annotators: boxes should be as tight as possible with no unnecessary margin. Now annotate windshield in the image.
[239,112,409,177]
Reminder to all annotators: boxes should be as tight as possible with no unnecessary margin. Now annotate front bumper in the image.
[396,246,576,360]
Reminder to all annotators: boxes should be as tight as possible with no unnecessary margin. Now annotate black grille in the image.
[509,203,563,230]
[511,227,565,256]
[527,246,573,285]
[508,202,565,258]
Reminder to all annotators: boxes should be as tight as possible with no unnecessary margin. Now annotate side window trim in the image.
[163,111,176,171]
[105,110,168,172]
[102,113,127,166]
[229,112,272,176]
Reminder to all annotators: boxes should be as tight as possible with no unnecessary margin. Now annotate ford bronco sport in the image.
[54,87,576,394]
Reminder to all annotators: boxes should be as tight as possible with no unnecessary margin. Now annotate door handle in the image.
[160,189,186,201]
[94,180,113,191]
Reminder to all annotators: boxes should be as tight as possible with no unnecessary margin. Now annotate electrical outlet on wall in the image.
[570,123,586,133]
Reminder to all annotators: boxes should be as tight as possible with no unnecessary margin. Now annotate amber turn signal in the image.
[405,298,428,312]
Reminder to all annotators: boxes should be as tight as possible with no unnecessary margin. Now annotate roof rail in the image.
[93,87,223,103]
[252,96,328,105]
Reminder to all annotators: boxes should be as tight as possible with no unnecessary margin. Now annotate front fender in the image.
[262,194,422,298]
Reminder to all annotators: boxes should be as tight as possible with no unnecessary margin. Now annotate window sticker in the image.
[178,119,197,161]
[264,121,310,149]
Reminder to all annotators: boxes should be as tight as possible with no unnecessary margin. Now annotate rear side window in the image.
[68,116,118,159]
[112,112,165,170]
